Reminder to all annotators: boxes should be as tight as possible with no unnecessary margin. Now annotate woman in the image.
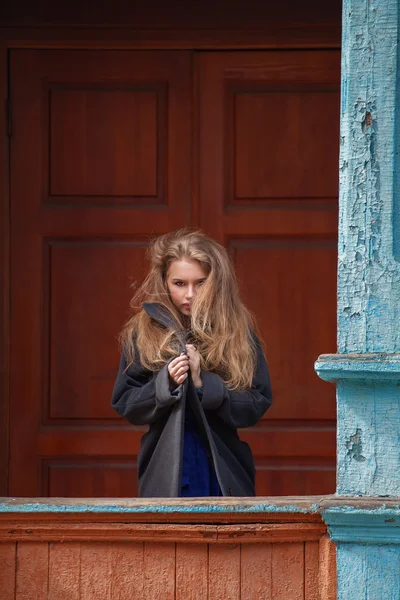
[111,229,272,497]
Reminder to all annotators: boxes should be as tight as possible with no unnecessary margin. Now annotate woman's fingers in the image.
[169,354,188,370]
[185,344,197,355]
[174,364,189,376]
[171,358,188,371]
[168,354,189,384]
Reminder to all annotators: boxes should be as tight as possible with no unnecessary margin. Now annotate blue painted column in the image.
[315,0,400,498]
[315,0,400,596]
[323,504,400,600]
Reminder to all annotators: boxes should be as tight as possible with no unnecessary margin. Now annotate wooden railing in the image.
[0,497,336,599]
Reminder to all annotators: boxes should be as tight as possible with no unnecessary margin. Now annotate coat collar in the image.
[142,302,186,350]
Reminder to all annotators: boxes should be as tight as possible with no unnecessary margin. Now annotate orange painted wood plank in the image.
[16,542,49,600]
[143,542,175,600]
[110,542,144,600]
[0,520,324,543]
[319,535,337,600]
[176,543,208,600]
[305,541,320,600]
[271,542,304,600]
[48,542,80,600]
[241,543,272,599]
[80,543,112,599]
[0,543,16,600]
[209,544,241,600]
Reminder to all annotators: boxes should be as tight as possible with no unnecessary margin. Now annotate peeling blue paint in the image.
[315,358,400,499]
[345,428,366,462]
[338,0,400,354]
[324,506,400,598]
[315,0,400,596]
[316,0,400,497]
[0,500,320,514]
[324,506,400,544]
[336,545,400,599]
[315,353,400,382]
[393,0,400,261]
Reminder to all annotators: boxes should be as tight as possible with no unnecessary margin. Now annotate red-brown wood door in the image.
[197,51,339,495]
[9,49,192,496]
[9,48,339,497]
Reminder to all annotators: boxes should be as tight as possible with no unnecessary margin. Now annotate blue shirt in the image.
[181,397,221,497]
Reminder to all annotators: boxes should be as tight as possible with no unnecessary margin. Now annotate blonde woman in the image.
[111,229,272,497]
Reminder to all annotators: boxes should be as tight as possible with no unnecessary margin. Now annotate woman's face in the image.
[166,258,208,316]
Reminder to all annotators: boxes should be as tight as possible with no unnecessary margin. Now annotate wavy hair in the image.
[120,229,258,390]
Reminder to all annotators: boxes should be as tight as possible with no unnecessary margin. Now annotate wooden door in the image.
[9,49,192,496]
[198,51,339,495]
[9,49,339,497]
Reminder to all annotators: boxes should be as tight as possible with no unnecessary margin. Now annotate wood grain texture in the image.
[80,543,112,599]
[49,542,80,600]
[143,542,175,600]
[110,542,144,600]
[16,542,49,600]
[0,543,16,600]
[319,534,337,600]
[241,543,272,599]
[305,541,320,600]
[48,540,147,600]
[0,526,336,599]
[176,543,208,600]
[272,542,304,599]
[209,544,241,600]
[0,521,327,543]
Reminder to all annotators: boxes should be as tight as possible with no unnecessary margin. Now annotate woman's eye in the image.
[197,280,206,286]
[175,281,185,287]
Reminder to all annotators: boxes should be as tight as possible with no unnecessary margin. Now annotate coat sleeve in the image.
[111,351,184,426]
[199,336,272,429]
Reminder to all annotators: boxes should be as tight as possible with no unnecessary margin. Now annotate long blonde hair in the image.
[120,229,258,390]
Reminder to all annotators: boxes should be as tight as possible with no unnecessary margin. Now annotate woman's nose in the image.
[186,285,194,298]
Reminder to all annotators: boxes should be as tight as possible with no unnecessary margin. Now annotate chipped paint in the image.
[315,0,400,596]
[315,0,400,498]
[315,353,400,381]
[324,506,400,543]
[325,506,400,598]
[0,500,320,514]
[336,544,400,599]
[338,0,400,354]
[345,429,366,462]
[316,354,400,495]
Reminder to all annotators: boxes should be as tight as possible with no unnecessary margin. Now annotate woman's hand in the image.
[168,353,189,388]
[186,344,202,389]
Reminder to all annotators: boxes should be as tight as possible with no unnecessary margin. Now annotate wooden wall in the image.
[0,503,337,599]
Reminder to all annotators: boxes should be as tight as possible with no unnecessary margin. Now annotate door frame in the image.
[0,23,341,495]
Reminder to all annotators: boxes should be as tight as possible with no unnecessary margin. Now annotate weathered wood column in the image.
[315,0,400,597]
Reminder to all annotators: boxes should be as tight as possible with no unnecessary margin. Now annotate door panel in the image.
[10,49,192,496]
[198,51,340,495]
[9,49,339,497]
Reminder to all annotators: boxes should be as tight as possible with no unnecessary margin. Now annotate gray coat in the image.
[111,303,272,497]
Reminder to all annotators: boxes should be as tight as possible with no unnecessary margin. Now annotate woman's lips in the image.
[183,303,191,309]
